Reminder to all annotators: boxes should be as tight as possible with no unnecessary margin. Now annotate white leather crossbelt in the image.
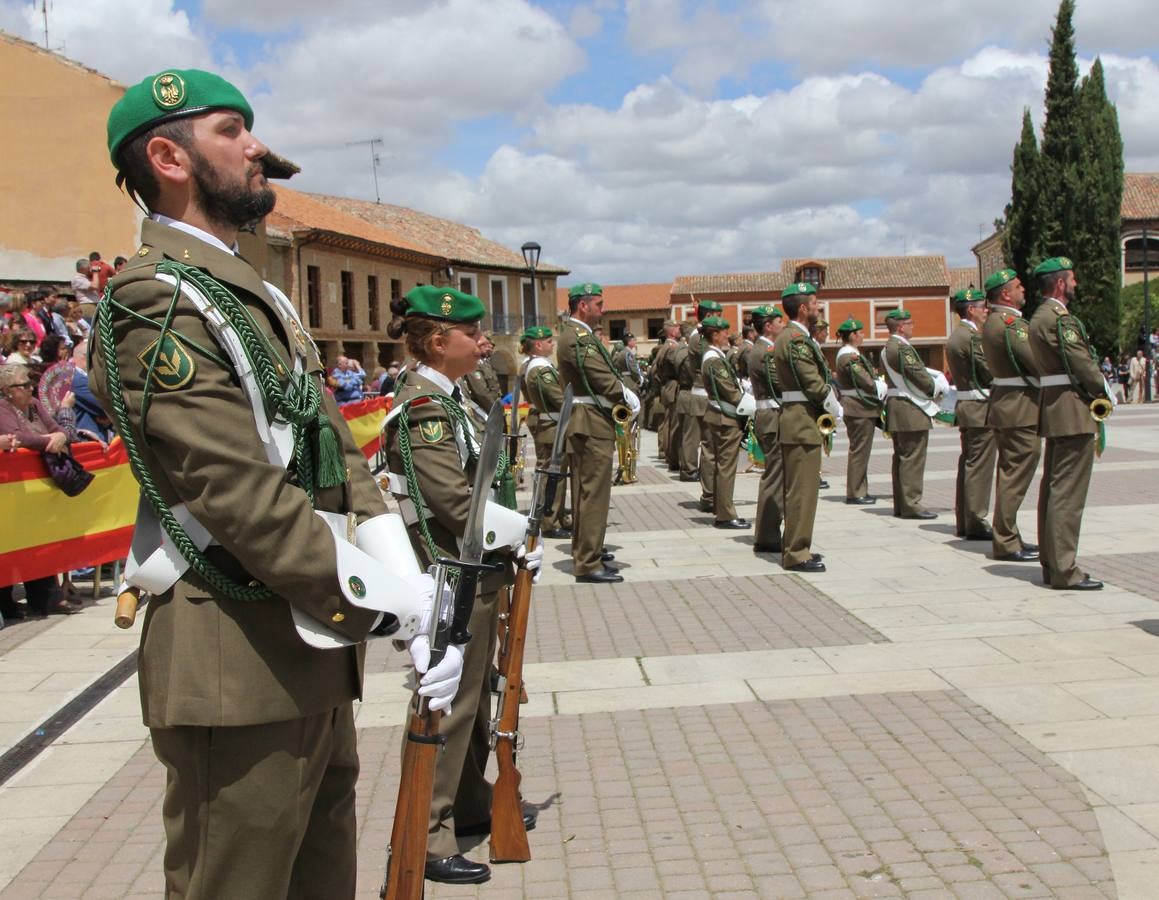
[781,391,809,402]
[755,398,780,410]
[991,375,1039,388]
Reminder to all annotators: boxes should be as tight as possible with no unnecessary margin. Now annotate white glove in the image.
[408,636,465,714]
[823,387,844,421]
[874,379,887,402]
[931,371,950,397]
[515,541,544,584]
[622,387,640,415]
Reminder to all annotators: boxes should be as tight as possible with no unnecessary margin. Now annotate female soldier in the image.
[700,316,752,529]
[383,286,539,886]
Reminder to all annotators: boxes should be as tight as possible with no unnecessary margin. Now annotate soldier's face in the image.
[1003,278,1025,307]
[577,296,604,325]
[805,296,820,325]
[850,330,863,347]
[1063,271,1077,304]
[769,316,786,337]
[187,111,276,229]
[436,323,482,379]
[900,319,914,339]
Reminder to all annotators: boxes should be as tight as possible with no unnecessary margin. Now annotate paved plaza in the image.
[4,407,1159,897]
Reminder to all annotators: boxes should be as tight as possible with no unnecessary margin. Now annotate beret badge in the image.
[152,72,187,110]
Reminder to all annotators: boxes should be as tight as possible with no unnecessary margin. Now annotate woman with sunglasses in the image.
[4,329,39,365]
[0,363,78,618]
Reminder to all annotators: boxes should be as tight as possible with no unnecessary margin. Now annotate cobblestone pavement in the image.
[7,406,1159,897]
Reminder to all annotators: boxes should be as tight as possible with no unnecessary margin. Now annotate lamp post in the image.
[521,241,541,331]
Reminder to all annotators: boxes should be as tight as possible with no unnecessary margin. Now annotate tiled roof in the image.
[268,187,433,257]
[948,267,979,295]
[558,282,673,312]
[303,192,567,274]
[671,272,788,295]
[781,256,949,290]
[1123,173,1159,220]
[2,31,123,88]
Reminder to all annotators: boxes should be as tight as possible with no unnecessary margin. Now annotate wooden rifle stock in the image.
[381,706,444,900]
[489,533,536,863]
[114,585,142,629]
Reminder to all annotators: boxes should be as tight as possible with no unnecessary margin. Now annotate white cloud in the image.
[568,3,604,39]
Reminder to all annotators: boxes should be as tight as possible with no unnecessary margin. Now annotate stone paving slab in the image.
[1,691,1116,898]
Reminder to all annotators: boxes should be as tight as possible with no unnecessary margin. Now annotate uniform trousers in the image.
[991,426,1040,556]
[676,391,700,478]
[753,410,784,545]
[567,430,614,576]
[663,406,681,469]
[843,416,876,500]
[696,406,716,506]
[533,437,569,531]
[425,586,500,858]
[890,431,930,516]
[1037,434,1095,588]
[781,442,821,568]
[151,704,359,900]
[955,427,996,536]
[706,419,743,521]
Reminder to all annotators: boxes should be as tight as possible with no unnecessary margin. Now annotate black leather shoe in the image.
[995,549,1040,562]
[965,529,994,541]
[424,855,490,885]
[899,510,938,520]
[455,810,538,837]
[811,553,824,561]
[678,472,700,482]
[753,543,782,554]
[1021,542,1039,552]
[576,569,624,584]
[713,518,749,529]
[786,558,826,573]
[845,496,876,505]
[1057,577,1103,591]
[0,604,27,620]
[601,549,615,562]
[698,500,713,513]
[818,479,830,489]
[542,528,572,539]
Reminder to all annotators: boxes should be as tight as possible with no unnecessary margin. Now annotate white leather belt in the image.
[1038,374,1073,387]
[755,398,780,410]
[991,375,1039,388]
[572,396,611,408]
[691,387,708,397]
[781,391,809,403]
[956,389,987,401]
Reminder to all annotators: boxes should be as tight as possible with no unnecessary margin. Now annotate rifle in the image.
[381,403,506,900]
[489,387,573,863]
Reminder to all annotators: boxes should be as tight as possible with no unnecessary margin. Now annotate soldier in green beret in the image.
[520,325,571,538]
[773,283,841,571]
[677,299,723,508]
[834,317,883,504]
[981,268,1040,563]
[652,320,684,471]
[701,315,752,528]
[91,69,461,897]
[462,333,502,424]
[947,289,996,539]
[1025,257,1110,590]
[746,305,787,550]
[558,283,638,583]
[383,286,542,884]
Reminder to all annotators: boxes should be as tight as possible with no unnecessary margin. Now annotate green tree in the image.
[1073,58,1124,355]
[1037,0,1081,255]
[1002,109,1042,284]
[1119,280,1156,355]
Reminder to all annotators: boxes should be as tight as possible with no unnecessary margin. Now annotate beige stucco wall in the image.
[0,35,141,282]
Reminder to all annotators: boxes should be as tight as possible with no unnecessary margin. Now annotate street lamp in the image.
[521,241,541,329]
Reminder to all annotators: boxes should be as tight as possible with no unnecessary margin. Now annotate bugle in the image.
[612,403,637,485]
[816,412,837,436]
[1090,397,1113,421]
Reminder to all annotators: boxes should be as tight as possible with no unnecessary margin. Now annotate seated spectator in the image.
[378,362,400,395]
[70,259,101,305]
[4,329,39,365]
[0,364,77,617]
[330,355,365,403]
[71,340,112,442]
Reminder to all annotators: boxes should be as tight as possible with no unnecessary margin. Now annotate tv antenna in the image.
[347,137,384,204]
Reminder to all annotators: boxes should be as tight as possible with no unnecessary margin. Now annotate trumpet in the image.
[1090,397,1113,421]
[817,412,837,437]
[612,403,638,484]
[611,403,633,425]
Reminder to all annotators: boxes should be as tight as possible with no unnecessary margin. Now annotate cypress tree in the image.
[1003,109,1042,286]
[1073,58,1124,354]
[1037,0,1081,257]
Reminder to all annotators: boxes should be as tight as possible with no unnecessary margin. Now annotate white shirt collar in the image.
[757,335,774,347]
[890,332,911,345]
[567,316,593,335]
[960,319,979,332]
[791,321,810,336]
[990,304,1022,318]
[151,213,240,255]
[415,363,456,396]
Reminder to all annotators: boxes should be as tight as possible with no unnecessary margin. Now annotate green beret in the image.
[1032,256,1074,276]
[983,268,1018,292]
[520,325,553,341]
[781,281,818,298]
[701,315,729,331]
[402,285,484,323]
[884,308,912,322]
[952,288,986,303]
[567,282,603,300]
[814,318,829,328]
[751,305,782,320]
[836,317,863,334]
[697,299,723,313]
[107,69,254,166]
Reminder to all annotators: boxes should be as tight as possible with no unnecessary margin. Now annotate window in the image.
[459,274,477,297]
[795,263,825,288]
[608,319,627,341]
[340,270,354,328]
[490,277,508,331]
[390,278,402,300]
[521,277,538,325]
[872,301,900,339]
[647,318,664,340]
[1125,236,1159,271]
[367,275,379,331]
[306,265,321,328]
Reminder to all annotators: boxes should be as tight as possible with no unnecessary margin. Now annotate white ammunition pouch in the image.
[736,392,756,417]
[822,386,844,421]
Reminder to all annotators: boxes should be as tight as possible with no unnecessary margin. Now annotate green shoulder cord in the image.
[1003,321,1037,389]
[968,334,989,397]
[761,348,781,402]
[96,260,348,603]
[706,353,739,420]
[850,355,882,407]
[896,344,934,400]
[575,330,624,420]
[1056,315,1106,456]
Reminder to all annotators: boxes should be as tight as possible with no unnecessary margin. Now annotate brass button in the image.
[248,579,261,588]
[331,612,346,623]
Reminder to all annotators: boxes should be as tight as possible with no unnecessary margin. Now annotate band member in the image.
[92,69,460,898]
[947,289,996,539]
[746,305,787,551]
[677,299,723,509]
[384,286,542,884]
[982,268,1041,562]
[834,318,884,504]
[653,320,683,471]
[701,315,752,528]
[558,283,639,584]
[1026,257,1110,590]
[774,282,841,572]
[463,335,501,423]
[881,308,947,519]
[520,325,570,538]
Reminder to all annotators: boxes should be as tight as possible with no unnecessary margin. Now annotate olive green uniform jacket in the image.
[883,336,935,433]
[774,323,829,446]
[982,305,1039,429]
[946,320,993,429]
[835,348,881,418]
[1027,299,1107,437]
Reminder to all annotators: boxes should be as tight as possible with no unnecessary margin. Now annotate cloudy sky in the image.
[4,0,1157,284]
